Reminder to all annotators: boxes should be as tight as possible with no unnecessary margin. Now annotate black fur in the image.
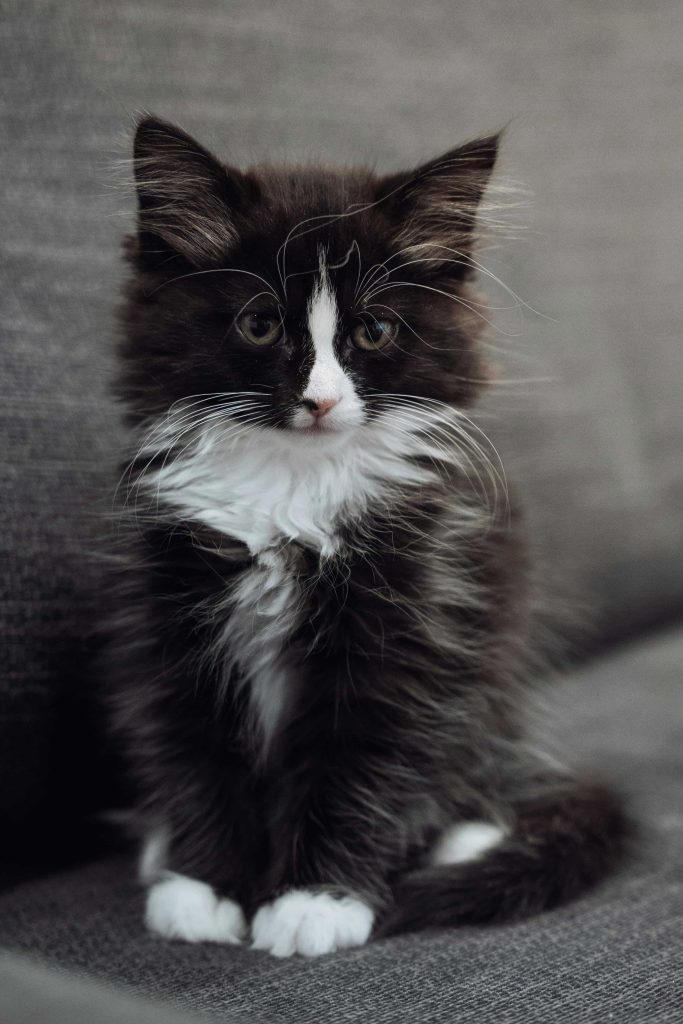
[106,116,629,941]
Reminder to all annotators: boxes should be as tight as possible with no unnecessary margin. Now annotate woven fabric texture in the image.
[0,952,216,1024]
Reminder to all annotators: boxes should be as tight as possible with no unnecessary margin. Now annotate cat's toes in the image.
[146,873,247,944]
[213,895,248,942]
[251,889,374,958]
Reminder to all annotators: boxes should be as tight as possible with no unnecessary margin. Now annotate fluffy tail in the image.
[380,777,632,935]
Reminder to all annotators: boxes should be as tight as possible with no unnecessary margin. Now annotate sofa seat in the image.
[1,628,681,1024]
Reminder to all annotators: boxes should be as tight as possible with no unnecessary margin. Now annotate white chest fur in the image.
[139,413,436,748]
[143,415,432,557]
[213,549,301,750]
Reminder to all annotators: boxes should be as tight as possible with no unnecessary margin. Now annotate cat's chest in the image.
[148,431,400,557]
[204,456,353,556]
[145,428,435,750]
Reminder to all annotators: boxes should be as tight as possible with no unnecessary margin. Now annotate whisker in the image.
[375,407,499,511]
[375,244,554,324]
[148,405,266,511]
[227,291,280,338]
[146,267,283,303]
[364,301,479,359]
[361,280,522,338]
[368,393,509,518]
[118,395,272,520]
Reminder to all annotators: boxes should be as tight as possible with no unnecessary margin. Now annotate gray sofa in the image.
[1,2,681,1021]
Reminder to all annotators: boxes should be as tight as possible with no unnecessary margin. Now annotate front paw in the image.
[251,889,375,957]
[146,873,247,944]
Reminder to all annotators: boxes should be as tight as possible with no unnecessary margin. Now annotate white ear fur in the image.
[133,115,243,265]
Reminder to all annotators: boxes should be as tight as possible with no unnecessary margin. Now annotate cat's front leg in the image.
[140,823,251,945]
[250,728,439,957]
[124,712,263,948]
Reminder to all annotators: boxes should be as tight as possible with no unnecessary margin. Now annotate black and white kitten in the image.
[107,116,628,957]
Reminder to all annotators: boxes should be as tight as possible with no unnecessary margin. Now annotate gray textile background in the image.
[1,628,682,1022]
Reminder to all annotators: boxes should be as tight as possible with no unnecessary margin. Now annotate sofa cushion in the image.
[0,952,216,1024]
[2,0,682,862]
[1,628,680,1023]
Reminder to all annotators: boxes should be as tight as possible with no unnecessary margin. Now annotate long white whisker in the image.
[364,301,478,358]
[119,396,270,518]
[362,280,520,337]
[135,411,275,521]
[369,393,509,515]
[375,407,497,508]
[276,169,459,297]
[377,244,555,323]
[128,409,252,519]
[227,291,279,336]
[355,260,390,302]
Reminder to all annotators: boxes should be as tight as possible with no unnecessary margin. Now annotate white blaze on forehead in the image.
[304,256,350,405]
[307,261,338,354]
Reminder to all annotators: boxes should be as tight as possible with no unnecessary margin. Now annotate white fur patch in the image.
[251,890,374,958]
[307,262,338,362]
[431,821,506,866]
[143,410,434,558]
[290,255,363,432]
[215,549,300,749]
[146,873,247,944]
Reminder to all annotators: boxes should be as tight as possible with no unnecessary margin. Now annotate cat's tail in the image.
[379,776,632,936]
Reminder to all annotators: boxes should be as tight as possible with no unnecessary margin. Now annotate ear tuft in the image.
[133,116,247,266]
[376,133,502,265]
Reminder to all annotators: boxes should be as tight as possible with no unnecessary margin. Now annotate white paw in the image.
[251,889,374,958]
[146,873,247,944]
[431,821,507,866]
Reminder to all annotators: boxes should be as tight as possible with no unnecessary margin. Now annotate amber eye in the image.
[237,312,282,347]
[350,318,398,351]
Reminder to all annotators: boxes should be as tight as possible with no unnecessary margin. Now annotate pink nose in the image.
[305,398,339,418]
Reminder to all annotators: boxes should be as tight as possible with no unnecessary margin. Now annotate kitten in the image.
[107,116,628,957]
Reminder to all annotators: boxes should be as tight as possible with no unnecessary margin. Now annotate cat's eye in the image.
[350,318,398,351]
[237,312,283,347]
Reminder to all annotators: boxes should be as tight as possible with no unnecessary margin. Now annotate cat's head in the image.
[119,116,499,441]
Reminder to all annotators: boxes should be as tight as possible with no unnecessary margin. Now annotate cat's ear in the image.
[375,134,500,265]
[133,116,255,266]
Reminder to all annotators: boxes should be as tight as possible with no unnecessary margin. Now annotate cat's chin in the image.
[287,416,362,439]
[289,423,348,437]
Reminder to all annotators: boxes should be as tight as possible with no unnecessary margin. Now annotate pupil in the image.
[370,321,385,340]
[251,315,270,336]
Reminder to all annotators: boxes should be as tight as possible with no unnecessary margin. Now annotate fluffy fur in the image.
[145,873,247,944]
[105,116,629,957]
